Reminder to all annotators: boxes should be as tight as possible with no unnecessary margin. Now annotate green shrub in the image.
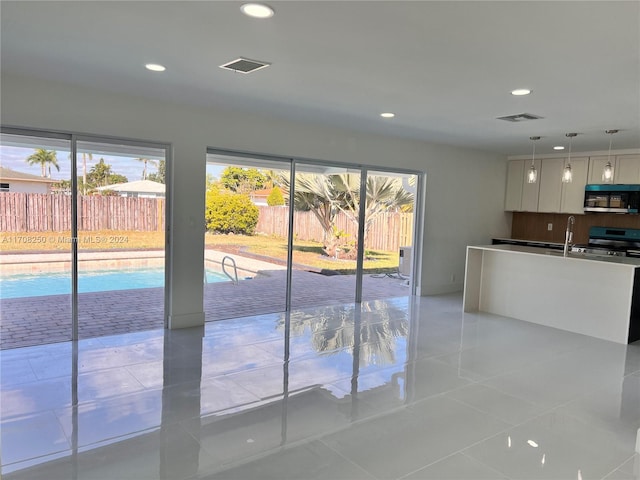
[205,190,259,234]
[266,186,285,206]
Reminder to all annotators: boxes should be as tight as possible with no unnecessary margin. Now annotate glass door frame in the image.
[1,125,172,340]
[207,147,424,310]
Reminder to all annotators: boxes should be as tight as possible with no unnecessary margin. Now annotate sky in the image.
[0,145,159,182]
[0,145,226,182]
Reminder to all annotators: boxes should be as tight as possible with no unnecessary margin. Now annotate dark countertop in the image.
[491,237,564,250]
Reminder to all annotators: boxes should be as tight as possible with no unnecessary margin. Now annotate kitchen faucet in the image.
[563,215,575,257]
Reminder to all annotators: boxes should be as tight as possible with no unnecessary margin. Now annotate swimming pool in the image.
[0,267,230,300]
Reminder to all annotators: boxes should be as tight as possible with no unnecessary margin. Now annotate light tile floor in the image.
[1,293,639,480]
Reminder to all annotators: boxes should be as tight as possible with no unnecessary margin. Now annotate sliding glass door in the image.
[289,163,360,309]
[75,139,167,339]
[361,170,418,303]
[202,150,421,324]
[204,151,291,321]
[0,132,73,349]
[0,128,169,349]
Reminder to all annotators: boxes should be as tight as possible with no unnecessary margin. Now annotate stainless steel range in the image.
[571,227,640,258]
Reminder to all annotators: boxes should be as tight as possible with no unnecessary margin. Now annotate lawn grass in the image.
[0,230,400,273]
[205,233,400,273]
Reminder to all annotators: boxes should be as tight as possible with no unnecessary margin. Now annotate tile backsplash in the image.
[511,212,640,245]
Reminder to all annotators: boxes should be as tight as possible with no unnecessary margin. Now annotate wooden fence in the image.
[1,194,412,252]
[256,206,413,252]
[0,193,165,232]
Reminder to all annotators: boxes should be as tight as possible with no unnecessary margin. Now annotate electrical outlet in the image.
[547,223,553,231]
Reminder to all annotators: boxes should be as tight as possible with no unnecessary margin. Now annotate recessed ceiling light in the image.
[240,3,274,18]
[511,89,532,96]
[145,63,166,72]
[380,113,395,118]
[553,146,565,150]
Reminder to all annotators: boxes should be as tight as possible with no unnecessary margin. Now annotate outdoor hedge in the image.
[267,186,285,206]
[205,190,259,234]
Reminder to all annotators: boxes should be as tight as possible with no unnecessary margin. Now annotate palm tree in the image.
[280,173,340,256]
[340,174,414,235]
[136,157,158,180]
[87,158,113,187]
[80,152,93,194]
[25,148,59,177]
[330,174,413,259]
[281,173,414,258]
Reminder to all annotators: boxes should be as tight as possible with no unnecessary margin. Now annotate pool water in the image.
[0,268,230,300]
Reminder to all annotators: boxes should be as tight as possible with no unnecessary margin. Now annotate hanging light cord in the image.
[531,140,536,166]
[606,130,618,163]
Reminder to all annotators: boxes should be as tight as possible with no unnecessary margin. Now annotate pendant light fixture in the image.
[562,133,577,183]
[602,129,618,183]
[527,136,540,183]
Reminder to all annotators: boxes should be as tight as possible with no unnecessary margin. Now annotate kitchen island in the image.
[464,244,640,344]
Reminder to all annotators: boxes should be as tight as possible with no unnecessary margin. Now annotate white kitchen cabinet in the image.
[537,157,588,213]
[521,159,541,211]
[504,159,524,211]
[537,158,564,212]
[504,159,541,211]
[587,155,613,184]
[588,155,640,184]
[560,157,588,213]
[614,155,640,184]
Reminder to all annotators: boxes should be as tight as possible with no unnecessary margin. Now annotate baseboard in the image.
[168,311,205,329]
[420,282,464,296]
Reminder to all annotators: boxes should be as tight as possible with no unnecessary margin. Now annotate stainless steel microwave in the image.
[584,185,640,213]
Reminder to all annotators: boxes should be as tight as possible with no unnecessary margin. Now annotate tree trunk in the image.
[323,234,341,258]
[83,154,87,194]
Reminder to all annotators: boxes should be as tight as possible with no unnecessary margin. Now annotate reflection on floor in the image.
[1,294,639,480]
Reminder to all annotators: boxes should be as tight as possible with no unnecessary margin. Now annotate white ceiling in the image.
[1,1,639,155]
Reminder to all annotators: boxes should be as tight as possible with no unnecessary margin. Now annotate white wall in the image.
[8,181,50,194]
[1,73,511,326]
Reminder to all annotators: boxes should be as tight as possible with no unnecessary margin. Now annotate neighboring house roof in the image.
[0,166,58,183]
[95,179,165,194]
[250,188,273,200]
[251,188,273,196]
[250,188,273,205]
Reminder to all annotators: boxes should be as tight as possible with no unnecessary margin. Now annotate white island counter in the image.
[464,244,640,344]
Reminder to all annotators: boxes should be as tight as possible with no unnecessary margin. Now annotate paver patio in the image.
[0,267,410,350]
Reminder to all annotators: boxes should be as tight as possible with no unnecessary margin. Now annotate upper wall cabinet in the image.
[537,158,564,212]
[521,159,542,211]
[505,160,524,211]
[615,155,640,184]
[504,159,541,212]
[560,157,589,213]
[507,152,639,214]
[587,154,640,184]
[587,155,613,184]
[537,157,588,213]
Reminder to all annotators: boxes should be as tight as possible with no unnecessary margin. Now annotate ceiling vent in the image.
[219,57,271,74]
[496,113,544,122]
